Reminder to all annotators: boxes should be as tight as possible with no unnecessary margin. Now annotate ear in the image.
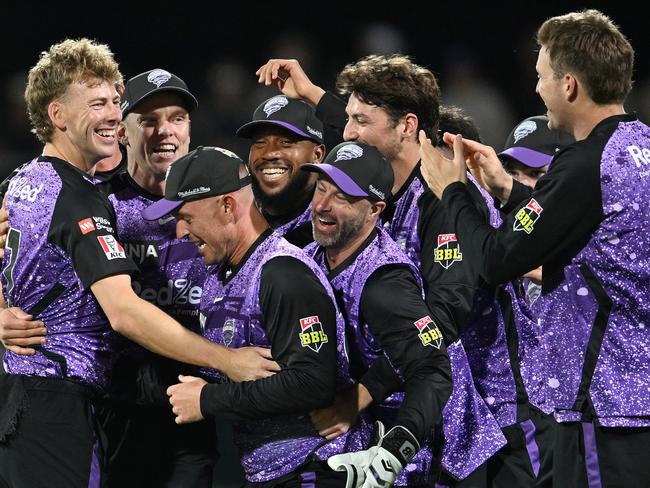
[565,73,578,103]
[117,122,128,146]
[370,200,386,218]
[221,195,236,218]
[48,100,67,131]
[402,113,419,139]
[313,144,326,163]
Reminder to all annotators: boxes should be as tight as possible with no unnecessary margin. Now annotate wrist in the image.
[497,175,514,204]
[304,86,325,106]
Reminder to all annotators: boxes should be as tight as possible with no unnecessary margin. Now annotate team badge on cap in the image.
[299,315,328,352]
[434,233,463,269]
[514,198,543,234]
[335,144,363,162]
[147,69,172,87]
[263,96,289,117]
[413,315,443,348]
[512,120,538,143]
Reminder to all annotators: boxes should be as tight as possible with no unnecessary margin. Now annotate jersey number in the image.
[2,228,21,307]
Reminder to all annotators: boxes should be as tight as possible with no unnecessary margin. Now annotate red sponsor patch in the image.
[414,315,434,331]
[437,233,457,246]
[97,235,126,260]
[300,316,321,329]
[413,315,443,348]
[78,218,96,234]
[525,198,543,215]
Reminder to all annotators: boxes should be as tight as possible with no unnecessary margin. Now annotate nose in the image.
[343,122,358,142]
[157,119,174,138]
[313,191,332,213]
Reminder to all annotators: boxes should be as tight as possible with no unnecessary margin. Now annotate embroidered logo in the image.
[147,69,172,88]
[335,144,363,162]
[434,234,463,269]
[413,315,443,349]
[78,218,96,235]
[299,315,328,352]
[222,319,235,347]
[97,235,126,260]
[263,96,289,117]
[513,120,537,143]
[513,198,543,234]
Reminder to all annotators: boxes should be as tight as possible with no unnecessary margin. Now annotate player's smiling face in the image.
[175,196,233,265]
[121,92,190,180]
[58,79,121,167]
[248,126,324,199]
[343,94,403,163]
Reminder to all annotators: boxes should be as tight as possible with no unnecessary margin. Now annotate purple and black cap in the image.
[236,95,324,144]
[142,146,250,221]
[499,115,575,168]
[301,142,393,202]
[121,68,198,117]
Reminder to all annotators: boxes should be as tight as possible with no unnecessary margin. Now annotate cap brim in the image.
[498,147,553,168]
[123,88,198,117]
[142,198,184,221]
[236,120,315,141]
[302,163,368,197]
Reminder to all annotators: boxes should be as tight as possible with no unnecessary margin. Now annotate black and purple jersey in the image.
[1,156,137,389]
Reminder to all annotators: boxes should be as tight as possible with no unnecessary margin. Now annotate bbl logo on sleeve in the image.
[299,315,328,352]
[434,234,463,269]
[514,198,543,234]
[414,315,443,349]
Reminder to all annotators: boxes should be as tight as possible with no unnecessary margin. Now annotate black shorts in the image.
[0,375,102,488]
[247,459,348,488]
[553,420,650,488]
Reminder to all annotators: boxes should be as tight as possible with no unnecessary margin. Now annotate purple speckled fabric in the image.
[382,170,506,479]
[2,160,118,389]
[540,120,650,426]
[307,228,439,486]
[108,180,207,341]
[199,232,367,482]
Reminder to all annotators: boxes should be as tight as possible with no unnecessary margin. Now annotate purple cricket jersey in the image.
[199,231,368,482]
[2,157,137,389]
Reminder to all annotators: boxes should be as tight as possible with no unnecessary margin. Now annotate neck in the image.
[390,141,421,193]
[43,140,98,173]
[128,157,165,195]
[228,207,271,266]
[571,103,626,141]
[325,224,374,270]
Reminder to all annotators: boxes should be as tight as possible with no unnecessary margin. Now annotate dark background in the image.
[0,1,648,180]
[0,1,647,485]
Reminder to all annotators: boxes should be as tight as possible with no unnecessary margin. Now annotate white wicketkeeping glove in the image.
[327,421,420,488]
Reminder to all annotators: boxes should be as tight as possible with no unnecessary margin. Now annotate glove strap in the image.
[379,424,420,466]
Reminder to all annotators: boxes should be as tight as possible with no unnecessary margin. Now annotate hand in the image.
[418,130,467,199]
[167,375,207,424]
[256,59,325,105]
[439,132,514,203]
[223,346,280,382]
[0,307,46,355]
[327,422,419,488]
[310,384,372,440]
[0,206,8,259]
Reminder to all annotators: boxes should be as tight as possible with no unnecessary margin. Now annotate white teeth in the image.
[318,217,335,225]
[96,129,115,138]
[261,168,287,175]
[157,144,176,151]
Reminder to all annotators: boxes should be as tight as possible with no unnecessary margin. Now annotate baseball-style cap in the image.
[301,142,393,202]
[141,146,251,221]
[499,115,575,168]
[121,68,198,117]
[236,95,324,144]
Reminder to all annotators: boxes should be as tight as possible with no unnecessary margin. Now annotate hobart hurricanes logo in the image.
[514,198,543,234]
[413,315,443,349]
[299,315,328,352]
[434,233,463,269]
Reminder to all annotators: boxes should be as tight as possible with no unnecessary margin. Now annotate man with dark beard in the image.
[236,95,326,247]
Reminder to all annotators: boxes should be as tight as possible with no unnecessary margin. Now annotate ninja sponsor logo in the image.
[124,241,159,266]
[299,315,328,352]
[434,233,463,269]
[513,198,543,234]
[413,315,443,348]
[97,235,126,260]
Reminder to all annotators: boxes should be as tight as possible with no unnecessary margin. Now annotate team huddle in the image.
[0,8,649,488]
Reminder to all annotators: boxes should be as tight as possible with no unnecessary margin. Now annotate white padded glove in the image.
[327,421,420,488]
